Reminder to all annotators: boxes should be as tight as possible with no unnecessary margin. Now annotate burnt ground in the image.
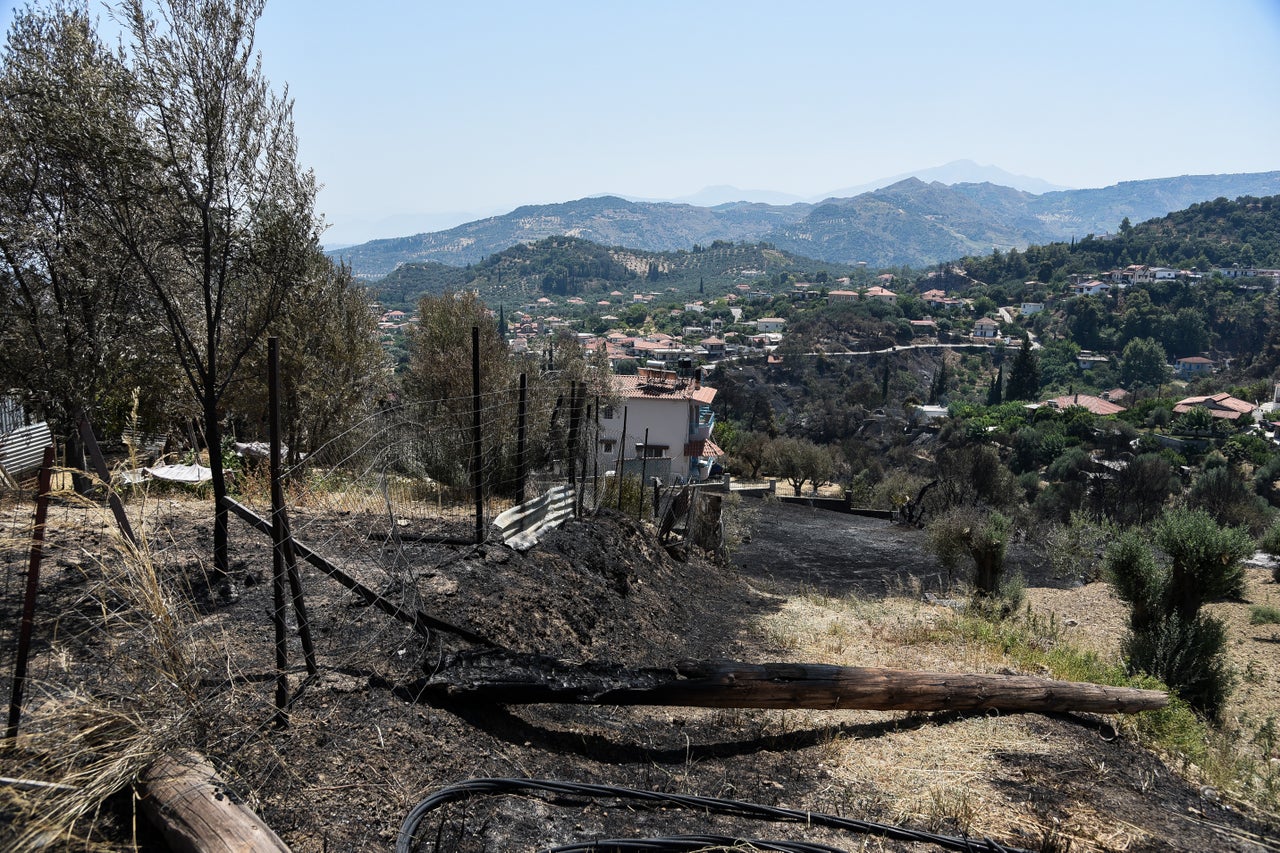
[2,493,1279,851]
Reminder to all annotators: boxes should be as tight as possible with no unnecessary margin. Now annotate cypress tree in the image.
[1006,337,1040,401]
[986,364,1004,406]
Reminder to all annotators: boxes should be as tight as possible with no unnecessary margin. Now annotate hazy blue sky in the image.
[3,0,1280,244]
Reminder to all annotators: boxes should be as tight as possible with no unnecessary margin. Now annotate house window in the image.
[602,405,616,419]
[600,440,615,454]
[636,443,667,459]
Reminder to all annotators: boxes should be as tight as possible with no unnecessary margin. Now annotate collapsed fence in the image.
[0,329,724,731]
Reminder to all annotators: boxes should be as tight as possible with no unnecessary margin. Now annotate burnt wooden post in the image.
[592,395,600,512]
[76,414,139,548]
[615,406,628,511]
[565,381,580,490]
[471,326,484,545]
[268,338,317,684]
[423,657,1170,715]
[691,491,724,552]
[267,340,290,723]
[515,372,527,506]
[6,446,55,741]
[141,752,290,852]
[638,428,649,520]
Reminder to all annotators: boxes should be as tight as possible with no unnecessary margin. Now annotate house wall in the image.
[597,396,699,484]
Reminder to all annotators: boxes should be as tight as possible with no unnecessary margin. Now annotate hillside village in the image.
[8,1,1280,850]
[8,136,1280,853]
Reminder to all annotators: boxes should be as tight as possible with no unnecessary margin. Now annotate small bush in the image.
[1105,507,1252,720]
[1249,605,1280,626]
[1260,518,1280,557]
[1258,519,1280,583]
[926,507,1010,599]
[1047,513,1116,582]
[1124,613,1234,721]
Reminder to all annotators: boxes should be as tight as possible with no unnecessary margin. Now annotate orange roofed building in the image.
[1036,394,1127,416]
[1173,393,1258,422]
[596,368,721,484]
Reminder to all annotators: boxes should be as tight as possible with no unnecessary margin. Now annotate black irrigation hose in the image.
[396,778,1033,853]
[547,836,849,852]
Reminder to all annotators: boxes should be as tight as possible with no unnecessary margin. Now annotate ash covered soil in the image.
[7,495,1280,851]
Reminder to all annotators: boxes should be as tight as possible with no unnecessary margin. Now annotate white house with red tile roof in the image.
[1174,356,1214,378]
[756,317,786,333]
[699,336,726,359]
[972,317,1000,339]
[1070,280,1110,297]
[597,368,720,484]
[921,288,969,310]
[827,289,857,302]
[863,286,897,304]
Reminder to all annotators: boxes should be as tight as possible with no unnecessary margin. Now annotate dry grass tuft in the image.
[2,486,236,852]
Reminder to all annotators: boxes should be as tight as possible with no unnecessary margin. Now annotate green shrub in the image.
[1104,507,1253,720]
[1249,605,1280,625]
[1124,614,1234,721]
[926,507,1010,600]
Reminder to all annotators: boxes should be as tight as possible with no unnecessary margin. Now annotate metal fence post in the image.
[471,326,484,545]
[6,445,55,741]
[615,406,628,511]
[515,372,527,506]
[638,428,649,520]
[268,338,316,687]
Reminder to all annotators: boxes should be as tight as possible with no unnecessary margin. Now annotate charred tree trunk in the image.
[419,654,1167,715]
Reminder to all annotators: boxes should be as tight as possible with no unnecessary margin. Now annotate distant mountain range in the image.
[329,170,1280,279]
[613,160,1066,207]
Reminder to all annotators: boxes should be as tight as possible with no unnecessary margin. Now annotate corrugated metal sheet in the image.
[0,396,26,435]
[0,422,53,479]
[490,485,575,551]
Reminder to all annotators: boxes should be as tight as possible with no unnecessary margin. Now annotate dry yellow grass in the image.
[748,579,1280,851]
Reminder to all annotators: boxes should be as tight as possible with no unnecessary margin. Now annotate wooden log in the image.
[140,751,290,853]
[420,654,1167,715]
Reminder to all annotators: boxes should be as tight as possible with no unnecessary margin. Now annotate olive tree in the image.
[766,436,841,496]
[0,2,178,482]
[111,0,322,576]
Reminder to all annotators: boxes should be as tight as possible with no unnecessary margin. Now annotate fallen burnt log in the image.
[416,651,1167,715]
[140,751,290,852]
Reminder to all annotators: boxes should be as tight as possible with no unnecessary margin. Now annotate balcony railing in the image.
[689,406,715,441]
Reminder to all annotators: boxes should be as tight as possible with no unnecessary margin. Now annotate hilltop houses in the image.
[1174,356,1214,379]
[920,289,970,310]
[864,285,897,304]
[1070,280,1110,297]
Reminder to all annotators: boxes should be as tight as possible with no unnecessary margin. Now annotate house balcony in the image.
[689,406,715,441]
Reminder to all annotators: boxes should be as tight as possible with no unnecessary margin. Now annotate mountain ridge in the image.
[330,170,1280,278]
